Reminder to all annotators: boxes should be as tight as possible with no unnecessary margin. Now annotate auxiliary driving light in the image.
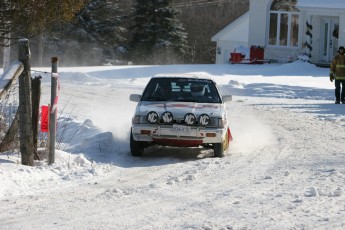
[161,111,173,124]
[198,114,210,126]
[184,113,196,125]
[147,111,159,124]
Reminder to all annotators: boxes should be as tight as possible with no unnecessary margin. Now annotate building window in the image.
[268,0,300,47]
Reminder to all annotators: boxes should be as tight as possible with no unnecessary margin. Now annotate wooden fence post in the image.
[48,57,58,165]
[31,76,42,160]
[18,39,34,166]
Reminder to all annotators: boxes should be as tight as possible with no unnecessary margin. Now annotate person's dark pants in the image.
[335,79,345,102]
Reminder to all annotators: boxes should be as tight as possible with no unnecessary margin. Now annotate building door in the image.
[320,17,339,62]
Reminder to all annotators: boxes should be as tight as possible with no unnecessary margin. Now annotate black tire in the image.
[213,142,225,158]
[213,131,229,158]
[130,130,144,157]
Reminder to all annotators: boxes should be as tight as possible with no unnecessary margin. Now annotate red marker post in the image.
[40,105,49,132]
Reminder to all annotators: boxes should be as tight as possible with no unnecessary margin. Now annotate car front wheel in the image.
[130,130,144,157]
[213,130,229,158]
[213,142,224,158]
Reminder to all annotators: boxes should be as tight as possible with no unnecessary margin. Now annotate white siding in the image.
[248,0,270,46]
[339,15,345,47]
[215,41,248,64]
[212,12,249,64]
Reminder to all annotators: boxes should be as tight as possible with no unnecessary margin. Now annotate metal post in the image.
[48,57,58,165]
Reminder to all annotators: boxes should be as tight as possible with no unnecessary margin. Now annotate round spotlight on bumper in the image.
[184,113,196,125]
[147,111,159,124]
[198,114,210,126]
[161,111,173,124]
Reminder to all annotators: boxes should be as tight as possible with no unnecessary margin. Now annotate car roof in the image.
[152,73,214,81]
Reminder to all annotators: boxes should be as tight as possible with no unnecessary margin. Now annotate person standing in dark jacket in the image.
[330,46,345,104]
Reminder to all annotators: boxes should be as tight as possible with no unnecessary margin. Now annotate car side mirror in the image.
[222,95,232,102]
[130,94,141,102]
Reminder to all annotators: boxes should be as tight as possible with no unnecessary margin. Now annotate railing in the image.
[1,40,58,166]
[0,60,23,153]
[0,60,24,100]
[0,39,37,166]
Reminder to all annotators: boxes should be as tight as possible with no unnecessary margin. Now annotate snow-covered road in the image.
[1,94,345,229]
[2,63,345,229]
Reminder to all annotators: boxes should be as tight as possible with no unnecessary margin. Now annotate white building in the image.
[212,0,345,65]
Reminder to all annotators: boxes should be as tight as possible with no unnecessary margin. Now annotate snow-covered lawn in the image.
[1,61,345,229]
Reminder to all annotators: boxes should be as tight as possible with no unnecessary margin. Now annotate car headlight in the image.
[211,117,225,128]
[132,115,141,124]
[218,118,226,128]
[132,115,152,124]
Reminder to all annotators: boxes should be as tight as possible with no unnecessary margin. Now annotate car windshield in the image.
[141,77,222,103]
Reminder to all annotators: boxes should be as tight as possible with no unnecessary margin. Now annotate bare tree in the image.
[177,0,249,63]
[1,0,87,42]
[0,0,87,66]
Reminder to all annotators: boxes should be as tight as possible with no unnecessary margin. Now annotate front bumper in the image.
[131,124,227,147]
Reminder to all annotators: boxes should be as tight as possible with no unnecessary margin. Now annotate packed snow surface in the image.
[1,61,345,229]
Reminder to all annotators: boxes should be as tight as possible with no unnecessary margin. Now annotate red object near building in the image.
[250,46,265,64]
[230,53,243,63]
[230,46,269,64]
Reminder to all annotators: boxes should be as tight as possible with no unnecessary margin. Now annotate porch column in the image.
[339,15,345,48]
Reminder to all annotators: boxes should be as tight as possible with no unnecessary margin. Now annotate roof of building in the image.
[296,0,345,10]
[211,12,249,42]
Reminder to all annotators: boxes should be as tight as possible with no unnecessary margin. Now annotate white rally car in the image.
[129,74,233,157]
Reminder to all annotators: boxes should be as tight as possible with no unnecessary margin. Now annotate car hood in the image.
[137,101,224,118]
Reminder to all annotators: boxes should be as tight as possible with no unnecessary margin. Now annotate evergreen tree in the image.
[75,0,126,48]
[48,0,127,65]
[130,0,187,64]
